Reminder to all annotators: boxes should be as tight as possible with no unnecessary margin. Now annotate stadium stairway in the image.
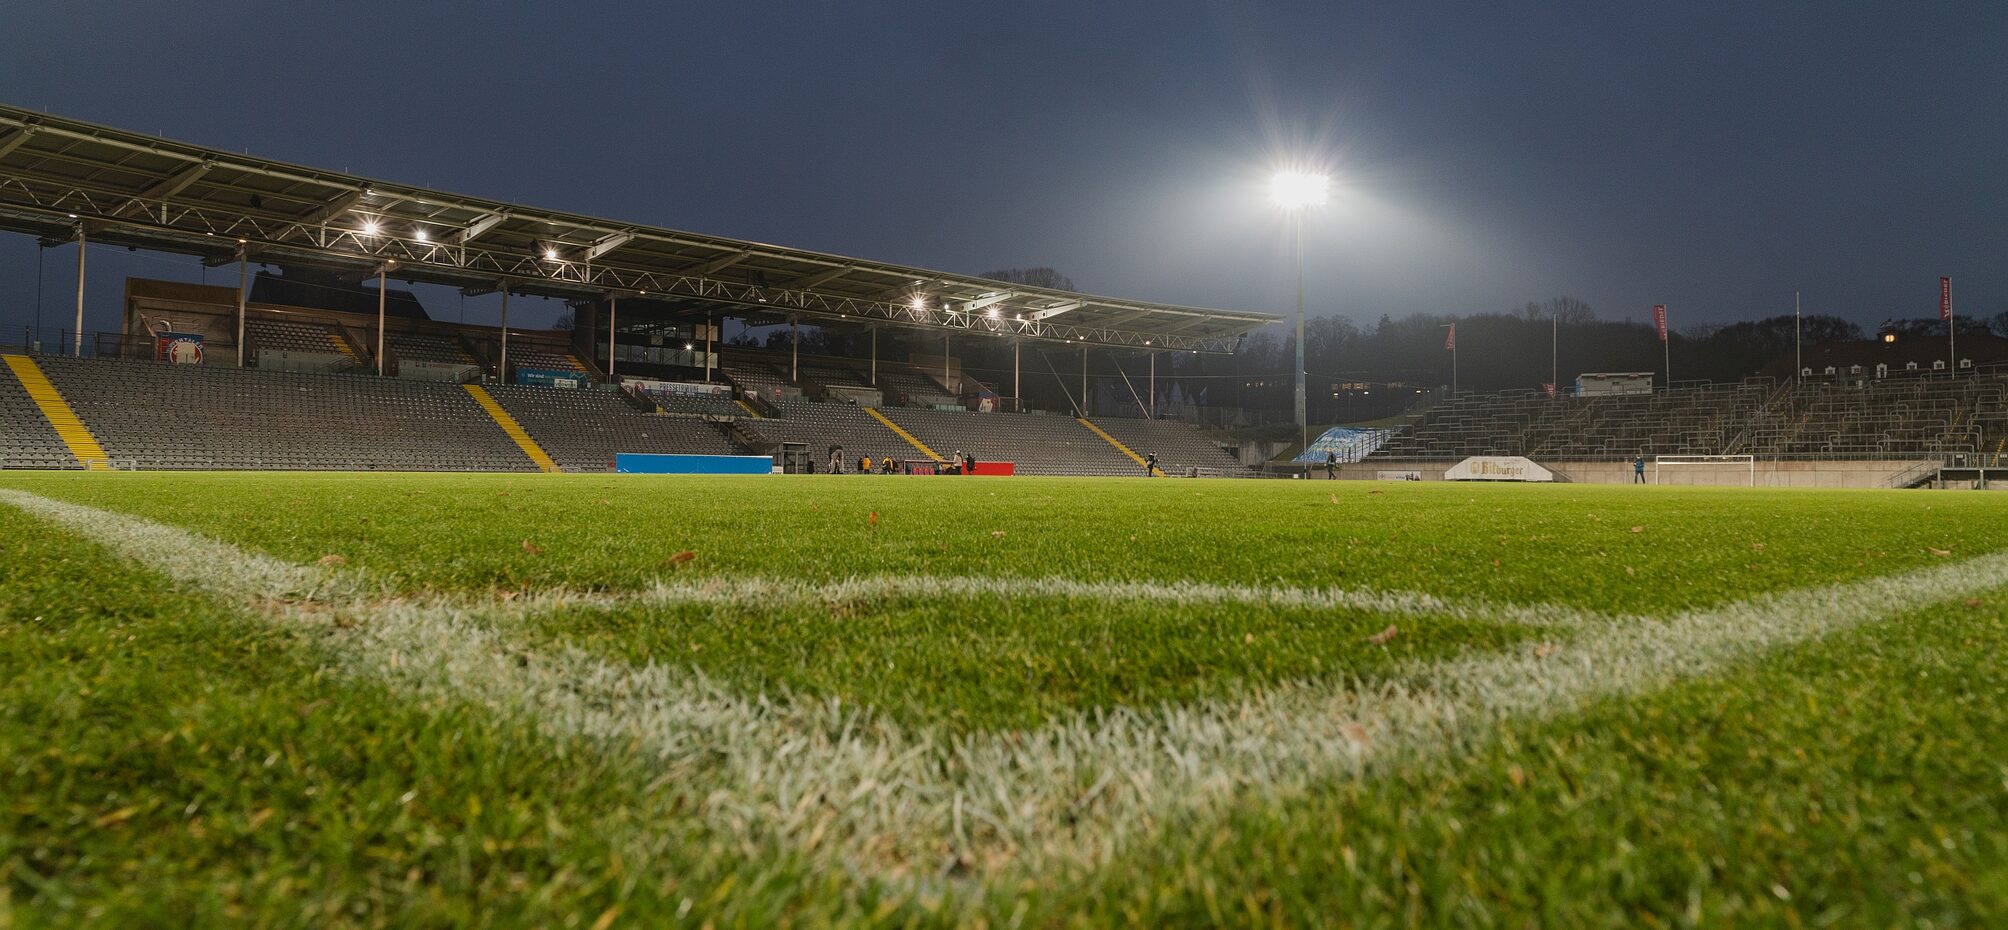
[863,406,945,462]
[462,385,561,473]
[2,355,111,469]
[1077,416,1160,476]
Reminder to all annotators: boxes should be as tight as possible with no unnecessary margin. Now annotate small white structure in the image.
[1445,456,1555,482]
[1574,372,1655,396]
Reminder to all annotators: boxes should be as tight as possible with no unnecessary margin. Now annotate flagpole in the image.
[1948,277,1956,379]
[1660,305,1671,391]
[1551,307,1557,398]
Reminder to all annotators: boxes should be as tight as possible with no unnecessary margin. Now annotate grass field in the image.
[4,472,2007,927]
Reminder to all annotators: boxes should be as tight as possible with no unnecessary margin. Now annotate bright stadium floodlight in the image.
[1269,171,1329,210]
[360,219,380,237]
[910,295,927,311]
[413,228,428,242]
[543,247,559,261]
[1269,169,1329,462]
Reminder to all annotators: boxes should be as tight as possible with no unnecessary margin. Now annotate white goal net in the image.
[1653,454,1756,486]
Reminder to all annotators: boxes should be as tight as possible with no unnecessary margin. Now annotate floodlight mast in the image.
[1270,170,1329,459]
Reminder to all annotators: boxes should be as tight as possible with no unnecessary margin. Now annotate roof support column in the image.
[705,312,714,383]
[498,284,510,384]
[606,296,618,383]
[235,248,247,367]
[1081,344,1088,417]
[943,333,951,396]
[375,264,386,375]
[72,227,85,357]
[790,317,798,383]
[1014,340,1021,413]
[869,325,877,386]
[1150,349,1156,418]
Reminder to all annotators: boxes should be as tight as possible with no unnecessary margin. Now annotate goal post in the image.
[1653,454,1756,486]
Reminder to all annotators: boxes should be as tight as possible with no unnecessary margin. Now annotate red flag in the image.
[1653,305,1668,342]
[1444,323,1456,351]
[1941,276,1952,321]
[1541,381,1556,398]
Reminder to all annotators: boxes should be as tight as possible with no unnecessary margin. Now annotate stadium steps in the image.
[462,384,560,473]
[1,355,111,469]
[864,406,944,461]
[1077,416,1160,475]
[735,398,765,419]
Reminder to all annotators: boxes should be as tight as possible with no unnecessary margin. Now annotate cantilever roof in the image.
[0,104,1274,352]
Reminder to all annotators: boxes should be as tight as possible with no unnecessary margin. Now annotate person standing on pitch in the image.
[1325,449,1339,480]
[1633,453,1647,484]
[1144,451,1159,477]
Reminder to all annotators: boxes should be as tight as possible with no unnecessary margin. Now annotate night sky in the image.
[1,1,2002,339]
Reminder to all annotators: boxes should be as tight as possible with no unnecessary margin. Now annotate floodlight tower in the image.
[1270,170,1329,458]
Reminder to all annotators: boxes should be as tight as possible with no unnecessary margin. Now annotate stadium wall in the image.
[1338,459,1938,489]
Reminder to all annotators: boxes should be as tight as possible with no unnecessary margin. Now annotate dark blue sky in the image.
[2,1,2002,339]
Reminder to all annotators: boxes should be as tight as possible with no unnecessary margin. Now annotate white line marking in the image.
[5,486,2002,883]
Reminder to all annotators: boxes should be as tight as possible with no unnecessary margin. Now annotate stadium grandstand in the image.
[0,104,1272,475]
[1354,369,2008,487]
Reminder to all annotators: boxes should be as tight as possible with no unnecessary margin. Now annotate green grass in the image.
[4,472,2004,612]
[515,594,1538,732]
[1073,591,2008,927]
[4,472,2007,927]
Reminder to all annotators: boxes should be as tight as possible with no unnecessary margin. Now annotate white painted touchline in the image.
[5,486,2004,885]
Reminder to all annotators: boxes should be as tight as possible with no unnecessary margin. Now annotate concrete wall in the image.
[1338,458,1937,489]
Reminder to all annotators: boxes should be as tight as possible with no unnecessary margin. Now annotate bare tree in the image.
[1513,296,1595,323]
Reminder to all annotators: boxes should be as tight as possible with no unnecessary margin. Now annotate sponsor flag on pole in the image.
[1941,276,1952,321]
[1541,381,1556,398]
[1653,304,1668,342]
[1444,322,1456,351]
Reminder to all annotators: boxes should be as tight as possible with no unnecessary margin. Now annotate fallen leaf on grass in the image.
[1965,598,1984,608]
[1242,632,1256,645]
[1507,764,1527,788]
[317,554,347,567]
[1534,642,1559,658]
[93,806,140,828]
[1330,493,1339,504]
[1367,625,1399,645]
[664,550,696,566]
[990,530,1006,538]
[1750,542,1766,551]
[1368,489,1384,495]
[868,511,879,527]
[1928,547,1952,557]
[521,539,544,556]
[1341,723,1371,747]
[1630,525,1645,534]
